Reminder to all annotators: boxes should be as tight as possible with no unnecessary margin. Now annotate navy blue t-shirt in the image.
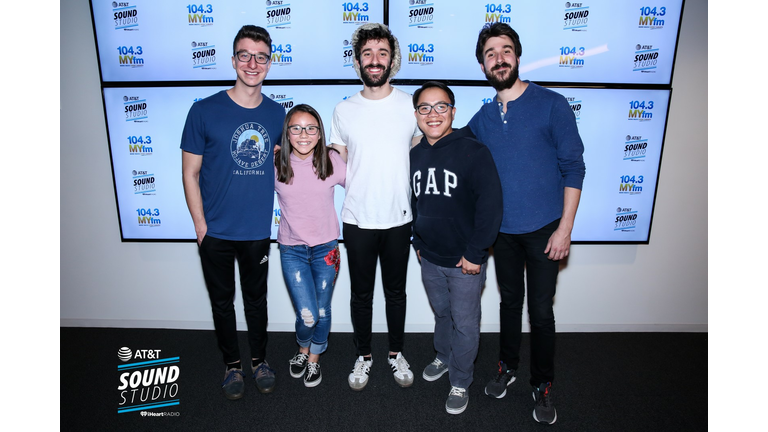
[181,90,285,241]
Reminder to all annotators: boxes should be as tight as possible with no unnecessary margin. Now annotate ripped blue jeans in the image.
[279,240,340,355]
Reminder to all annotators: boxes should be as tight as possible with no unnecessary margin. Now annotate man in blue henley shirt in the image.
[468,23,586,425]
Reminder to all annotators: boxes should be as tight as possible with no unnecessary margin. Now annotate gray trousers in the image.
[421,257,486,389]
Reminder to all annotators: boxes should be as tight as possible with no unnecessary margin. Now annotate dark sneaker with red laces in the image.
[532,382,557,424]
[484,361,516,398]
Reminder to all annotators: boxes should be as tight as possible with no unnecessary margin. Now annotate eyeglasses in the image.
[235,51,270,64]
[416,103,454,115]
[288,125,320,135]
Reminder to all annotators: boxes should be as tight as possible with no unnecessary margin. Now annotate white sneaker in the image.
[388,352,414,387]
[348,356,372,391]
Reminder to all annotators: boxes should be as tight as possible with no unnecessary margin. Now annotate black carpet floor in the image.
[60,328,706,432]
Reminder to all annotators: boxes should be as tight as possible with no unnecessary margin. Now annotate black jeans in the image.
[343,223,411,356]
[493,219,560,386]
[199,236,270,365]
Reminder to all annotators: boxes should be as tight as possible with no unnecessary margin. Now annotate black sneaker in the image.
[252,361,276,394]
[532,382,557,424]
[221,368,245,400]
[484,361,516,398]
[289,351,309,378]
[304,362,322,388]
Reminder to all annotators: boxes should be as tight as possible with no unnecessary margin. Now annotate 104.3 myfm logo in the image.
[638,5,667,29]
[187,3,214,26]
[342,2,371,23]
[407,43,435,65]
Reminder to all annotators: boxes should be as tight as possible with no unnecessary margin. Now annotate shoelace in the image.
[430,358,444,368]
[449,386,465,397]
[493,362,511,382]
[290,353,308,366]
[391,355,410,372]
[223,369,244,385]
[537,383,552,407]
[255,363,275,378]
[353,358,370,377]
[306,362,319,376]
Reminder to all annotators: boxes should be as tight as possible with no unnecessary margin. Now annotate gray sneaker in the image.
[387,352,414,387]
[221,368,245,400]
[445,386,468,414]
[422,357,448,382]
[532,382,557,424]
[484,361,516,398]
[252,361,276,394]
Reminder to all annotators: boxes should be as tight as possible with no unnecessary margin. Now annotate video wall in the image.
[90,0,685,243]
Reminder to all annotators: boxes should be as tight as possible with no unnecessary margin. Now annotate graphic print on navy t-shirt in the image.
[231,122,271,172]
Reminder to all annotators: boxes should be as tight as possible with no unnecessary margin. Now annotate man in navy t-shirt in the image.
[468,23,586,425]
[181,25,285,400]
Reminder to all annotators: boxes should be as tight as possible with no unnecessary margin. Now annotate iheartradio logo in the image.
[118,347,132,362]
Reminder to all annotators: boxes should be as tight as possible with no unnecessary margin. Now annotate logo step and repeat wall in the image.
[92,1,684,243]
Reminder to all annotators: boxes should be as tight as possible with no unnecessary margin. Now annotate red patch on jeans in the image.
[324,247,341,283]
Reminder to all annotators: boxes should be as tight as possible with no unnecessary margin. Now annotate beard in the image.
[360,62,392,88]
[485,61,519,91]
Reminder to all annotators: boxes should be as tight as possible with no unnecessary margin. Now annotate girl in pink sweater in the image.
[274,104,346,387]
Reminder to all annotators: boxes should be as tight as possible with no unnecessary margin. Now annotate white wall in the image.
[60,0,707,333]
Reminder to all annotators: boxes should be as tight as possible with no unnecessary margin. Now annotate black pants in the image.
[343,223,411,356]
[199,236,270,365]
[493,219,560,386]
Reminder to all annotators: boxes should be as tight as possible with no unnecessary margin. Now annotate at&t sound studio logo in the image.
[408,0,434,28]
[342,40,354,67]
[124,95,148,123]
[270,93,295,111]
[192,41,217,70]
[266,1,291,29]
[132,170,156,195]
[633,44,659,73]
[614,207,639,232]
[117,347,180,415]
[566,96,582,123]
[624,135,648,162]
[112,2,139,31]
[563,2,589,31]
